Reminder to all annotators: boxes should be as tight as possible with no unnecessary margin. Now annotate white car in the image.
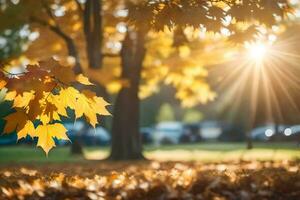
[153,122,184,145]
[199,121,222,140]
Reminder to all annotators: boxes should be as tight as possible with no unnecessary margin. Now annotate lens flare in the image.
[245,42,268,62]
[212,35,300,130]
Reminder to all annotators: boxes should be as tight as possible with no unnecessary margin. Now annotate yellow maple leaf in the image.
[0,72,7,89]
[58,87,79,110]
[36,123,69,155]
[76,90,111,127]
[5,91,16,101]
[92,96,111,116]
[76,74,94,85]
[82,90,110,114]
[17,120,35,140]
[13,92,35,108]
[0,79,6,89]
[47,94,68,117]
[73,93,91,119]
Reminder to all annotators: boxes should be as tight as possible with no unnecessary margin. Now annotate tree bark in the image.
[82,0,109,102]
[246,133,253,149]
[83,0,103,69]
[109,30,146,160]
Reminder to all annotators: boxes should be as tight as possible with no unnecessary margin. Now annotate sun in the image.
[245,42,268,62]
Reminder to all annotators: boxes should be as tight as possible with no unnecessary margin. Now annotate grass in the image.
[0,142,299,164]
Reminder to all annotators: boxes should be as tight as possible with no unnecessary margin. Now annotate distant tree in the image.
[183,110,203,123]
[156,103,176,123]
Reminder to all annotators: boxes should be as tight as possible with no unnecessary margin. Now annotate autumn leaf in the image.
[76,74,94,85]
[36,123,69,155]
[4,91,17,101]
[39,58,76,84]
[0,72,7,89]
[77,90,111,127]
[3,110,28,134]
[17,120,35,140]
[0,79,6,89]
[58,87,80,110]
[82,90,111,115]
[13,92,35,108]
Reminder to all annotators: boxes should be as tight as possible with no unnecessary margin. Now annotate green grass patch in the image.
[0,142,299,164]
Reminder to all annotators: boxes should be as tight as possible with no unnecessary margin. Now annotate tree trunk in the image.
[83,0,103,69]
[82,0,109,111]
[70,0,107,155]
[246,133,253,149]
[246,121,253,149]
[70,137,83,155]
[64,35,84,155]
[109,30,146,160]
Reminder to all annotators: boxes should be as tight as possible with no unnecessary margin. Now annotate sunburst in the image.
[211,34,300,130]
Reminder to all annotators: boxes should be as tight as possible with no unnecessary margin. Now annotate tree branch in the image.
[41,0,57,25]
[0,68,26,76]
[74,0,84,16]
[29,16,83,74]
[29,16,69,41]
[102,53,120,58]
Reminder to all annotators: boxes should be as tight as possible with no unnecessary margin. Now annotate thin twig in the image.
[0,68,26,76]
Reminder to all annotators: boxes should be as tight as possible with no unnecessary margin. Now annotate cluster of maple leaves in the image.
[128,0,291,41]
[0,58,110,154]
[0,160,299,200]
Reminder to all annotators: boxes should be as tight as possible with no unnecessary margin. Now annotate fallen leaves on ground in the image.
[0,160,300,200]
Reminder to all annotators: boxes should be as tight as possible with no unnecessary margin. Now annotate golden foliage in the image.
[141,29,237,107]
[0,58,110,155]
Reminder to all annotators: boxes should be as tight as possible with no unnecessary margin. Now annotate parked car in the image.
[85,127,110,145]
[180,121,244,142]
[180,123,202,143]
[218,122,245,142]
[153,122,184,145]
[250,124,287,141]
[140,127,154,144]
[281,125,300,143]
[57,121,85,146]
[199,121,222,141]
[59,121,110,146]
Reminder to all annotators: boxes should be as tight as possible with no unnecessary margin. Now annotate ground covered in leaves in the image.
[1,160,300,200]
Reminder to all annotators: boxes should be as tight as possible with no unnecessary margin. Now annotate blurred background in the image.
[1,0,300,163]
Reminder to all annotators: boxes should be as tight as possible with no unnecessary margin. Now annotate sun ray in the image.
[213,34,300,126]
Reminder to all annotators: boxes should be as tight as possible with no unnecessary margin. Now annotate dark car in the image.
[281,125,300,143]
[180,123,202,143]
[218,122,245,142]
[140,127,154,144]
[250,124,287,142]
